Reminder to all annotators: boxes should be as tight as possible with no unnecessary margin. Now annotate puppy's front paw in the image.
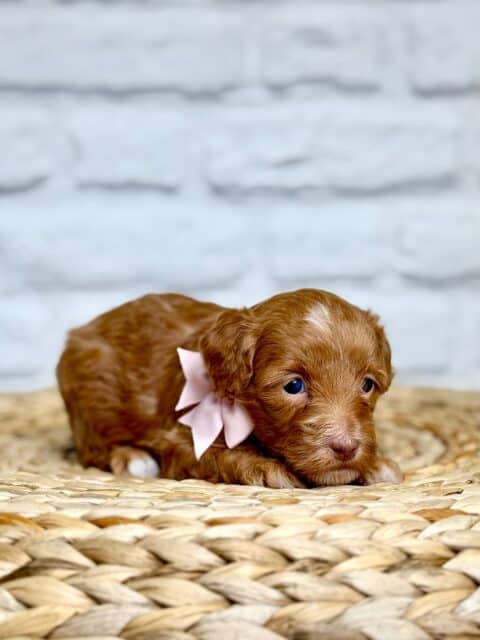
[363,456,403,485]
[110,446,160,478]
[252,461,305,489]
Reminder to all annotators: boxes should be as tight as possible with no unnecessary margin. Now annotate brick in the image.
[0,106,59,192]
[0,193,249,292]
[69,106,188,190]
[2,290,168,392]
[470,130,480,182]
[397,208,480,281]
[375,293,451,374]
[260,7,386,91]
[0,7,246,94]
[266,208,393,282]
[195,276,277,311]
[0,295,51,378]
[332,287,451,374]
[409,8,480,94]
[448,291,480,380]
[206,108,459,196]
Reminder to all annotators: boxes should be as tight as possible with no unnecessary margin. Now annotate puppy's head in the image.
[200,289,393,486]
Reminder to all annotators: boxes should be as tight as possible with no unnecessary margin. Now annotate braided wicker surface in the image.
[0,387,479,640]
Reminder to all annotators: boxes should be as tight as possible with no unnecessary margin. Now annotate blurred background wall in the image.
[1,1,479,392]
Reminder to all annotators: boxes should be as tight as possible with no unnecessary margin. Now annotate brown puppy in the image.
[56,289,403,488]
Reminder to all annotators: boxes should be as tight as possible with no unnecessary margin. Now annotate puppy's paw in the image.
[253,461,305,489]
[110,446,160,478]
[363,456,403,485]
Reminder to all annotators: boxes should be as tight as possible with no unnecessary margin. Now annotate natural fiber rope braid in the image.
[0,387,479,639]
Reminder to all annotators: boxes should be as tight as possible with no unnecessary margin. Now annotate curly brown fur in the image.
[56,289,403,488]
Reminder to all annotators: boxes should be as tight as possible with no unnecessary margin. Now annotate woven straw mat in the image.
[0,386,479,640]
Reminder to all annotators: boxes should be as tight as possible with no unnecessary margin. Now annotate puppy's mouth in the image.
[307,468,360,486]
[286,445,371,487]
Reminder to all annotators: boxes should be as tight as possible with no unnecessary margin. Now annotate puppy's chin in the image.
[308,468,360,486]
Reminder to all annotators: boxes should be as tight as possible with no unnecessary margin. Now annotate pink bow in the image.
[175,348,254,460]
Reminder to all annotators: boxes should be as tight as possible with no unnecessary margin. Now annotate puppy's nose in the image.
[329,437,359,461]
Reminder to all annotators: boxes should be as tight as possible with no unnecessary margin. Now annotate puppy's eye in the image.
[283,378,305,395]
[361,377,377,395]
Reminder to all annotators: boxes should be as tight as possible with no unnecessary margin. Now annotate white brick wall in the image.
[1,1,479,392]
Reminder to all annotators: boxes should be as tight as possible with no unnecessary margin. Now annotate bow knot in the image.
[175,348,254,459]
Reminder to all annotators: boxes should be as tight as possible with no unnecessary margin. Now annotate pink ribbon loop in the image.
[175,347,254,459]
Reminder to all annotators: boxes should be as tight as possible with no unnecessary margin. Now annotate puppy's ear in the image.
[366,311,394,392]
[200,308,257,399]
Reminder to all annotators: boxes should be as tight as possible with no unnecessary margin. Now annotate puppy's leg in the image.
[110,446,160,478]
[199,446,305,488]
[363,456,403,484]
[143,422,305,488]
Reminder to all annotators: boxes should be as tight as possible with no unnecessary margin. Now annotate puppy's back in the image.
[56,293,222,468]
